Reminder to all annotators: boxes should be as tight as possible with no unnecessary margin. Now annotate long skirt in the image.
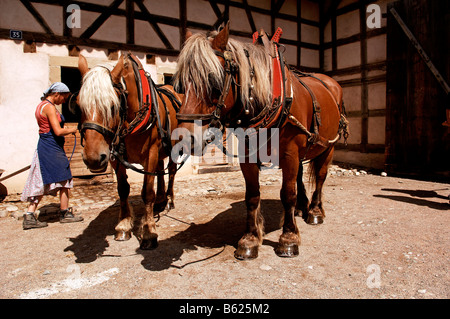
[21,150,73,204]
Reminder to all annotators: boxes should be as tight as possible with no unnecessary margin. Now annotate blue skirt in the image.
[37,131,72,185]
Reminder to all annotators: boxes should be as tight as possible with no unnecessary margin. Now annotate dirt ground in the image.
[0,164,448,301]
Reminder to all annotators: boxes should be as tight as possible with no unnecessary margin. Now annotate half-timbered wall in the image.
[323,0,389,169]
[0,0,324,193]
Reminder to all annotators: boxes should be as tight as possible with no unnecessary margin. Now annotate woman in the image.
[21,82,83,229]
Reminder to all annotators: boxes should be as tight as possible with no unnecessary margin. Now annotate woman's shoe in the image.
[23,213,48,230]
[59,207,83,223]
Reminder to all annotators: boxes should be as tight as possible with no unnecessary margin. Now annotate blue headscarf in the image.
[41,82,71,100]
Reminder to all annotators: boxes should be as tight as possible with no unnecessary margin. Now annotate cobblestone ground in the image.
[0,164,448,300]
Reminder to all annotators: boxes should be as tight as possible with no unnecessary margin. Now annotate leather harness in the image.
[79,54,183,176]
[176,28,346,157]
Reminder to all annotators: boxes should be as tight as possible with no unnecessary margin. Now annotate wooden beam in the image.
[325,61,386,77]
[322,27,387,49]
[20,0,54,35]
[80,0,124,39]
[359,2,369,153]
[0,28,179,56]
[273,0,285,14]
[126,0,135,45]
[297,0,301,67]
[135,0,174,50]
[242,0,256,32]
[62,0,72,37]
[321,0,341,27]
[210,0,228,30]
[209,0,223,18]
[337,74,386,87]
[179,0,187,47]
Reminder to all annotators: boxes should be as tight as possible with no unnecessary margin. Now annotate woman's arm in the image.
[43,105,77,136]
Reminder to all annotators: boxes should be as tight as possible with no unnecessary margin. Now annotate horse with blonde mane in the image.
[173,23,348,259]
[77,53,182,250]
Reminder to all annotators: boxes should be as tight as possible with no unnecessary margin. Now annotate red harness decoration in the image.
[270,27,284,106]
[250,27,287,129]
[130,69,153,135]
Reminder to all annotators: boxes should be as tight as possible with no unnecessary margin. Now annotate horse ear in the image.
[186,29,193,40]
[111,55,124,84]
[212,21,230,51]
[78,54,89,77]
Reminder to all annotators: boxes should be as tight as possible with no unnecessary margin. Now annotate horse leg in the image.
[165,158,177,211]
[113,163,133,241]
[295,162,309,218]
[234,162,264,260]
[276,153,301,257]
[306,146,334,225]
[139,148,159,250]
[154,160,168,213]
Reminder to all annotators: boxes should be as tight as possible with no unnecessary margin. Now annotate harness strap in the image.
[80,121,116,147]
[249,41,291,130]
[177,113,213,121]
[291,72,322,135]
[128,56,154,135]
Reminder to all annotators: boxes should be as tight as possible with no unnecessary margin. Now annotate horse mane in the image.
[78,65,120,126]
[173,31,272,114]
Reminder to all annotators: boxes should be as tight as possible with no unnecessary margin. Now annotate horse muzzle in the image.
[82,150,110,173]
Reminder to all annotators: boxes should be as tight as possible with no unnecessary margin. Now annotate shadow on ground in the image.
[64,196,284,270]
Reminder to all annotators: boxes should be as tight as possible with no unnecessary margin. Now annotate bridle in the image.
[79,66,128,149]
[78,60,188,176]
[175,49,239,133]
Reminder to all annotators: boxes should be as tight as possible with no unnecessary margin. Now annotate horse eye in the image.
[211,86,221,99]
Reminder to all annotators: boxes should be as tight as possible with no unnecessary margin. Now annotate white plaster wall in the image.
[0,40,49,193]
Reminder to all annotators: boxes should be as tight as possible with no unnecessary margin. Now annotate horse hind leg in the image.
[295,162,309,218]
[306,146,334,225]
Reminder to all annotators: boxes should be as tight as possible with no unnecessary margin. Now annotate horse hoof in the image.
[114,231,131,241]
[306,214,324,225]
[275,244,299,258]
[167,201,175,211]
[140,237,158,250]
[154,201,168,213]
[234,246,258,260]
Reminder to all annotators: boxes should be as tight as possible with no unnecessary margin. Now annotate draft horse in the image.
[173,23,348,259]
[77,53,183,250]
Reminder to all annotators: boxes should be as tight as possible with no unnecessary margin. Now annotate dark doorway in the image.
[61,66,82,123]
[385,0,450,178]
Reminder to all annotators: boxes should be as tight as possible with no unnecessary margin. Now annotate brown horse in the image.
[173,23,348,259]
[77,53,182,250]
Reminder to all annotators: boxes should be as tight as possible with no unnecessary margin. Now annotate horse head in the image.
[77,54,126,172]
[173,23,239,154]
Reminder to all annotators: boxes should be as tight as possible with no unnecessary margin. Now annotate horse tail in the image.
[339,100,350,146]
[307,160,318,191]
